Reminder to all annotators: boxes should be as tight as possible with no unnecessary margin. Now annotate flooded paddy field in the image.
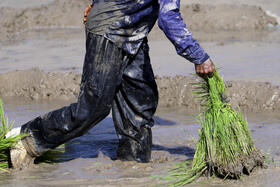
[0,98,279,186]
[0,0,279,186]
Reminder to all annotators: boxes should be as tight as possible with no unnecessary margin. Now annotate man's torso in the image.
[85,0,159,55]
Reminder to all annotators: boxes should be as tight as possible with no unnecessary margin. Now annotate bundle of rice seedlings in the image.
[166,69,265,185]
[0,99,24,171]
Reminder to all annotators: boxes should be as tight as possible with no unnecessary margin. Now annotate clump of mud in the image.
[211,151,265,179]
[0,68,279,111]
[0,0,278,43]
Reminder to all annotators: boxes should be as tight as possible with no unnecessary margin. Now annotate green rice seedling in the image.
[165,69,264,186]
[0,98,65,170]
[0,99,24,171]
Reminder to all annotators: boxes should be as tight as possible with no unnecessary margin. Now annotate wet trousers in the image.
[21,32,158,163]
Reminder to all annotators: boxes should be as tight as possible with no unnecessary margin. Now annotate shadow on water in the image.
[47,116,194,163]
[53,117,119,162]
[153,116,177,126]
[153,144,195,158]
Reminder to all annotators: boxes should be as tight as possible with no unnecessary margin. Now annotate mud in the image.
[212,151,265,179]
[0,68,279,111]
[0,0,89,44]
[0,68,80,101]
[156,76,280,111]
[0,0,278,44]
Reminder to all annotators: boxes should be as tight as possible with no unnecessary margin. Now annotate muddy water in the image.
[0,98,279,186]
[0,28,280,86]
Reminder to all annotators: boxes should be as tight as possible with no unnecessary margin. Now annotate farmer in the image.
[8,0,215,169]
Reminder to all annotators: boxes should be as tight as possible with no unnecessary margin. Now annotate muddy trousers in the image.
[21,32,158,163]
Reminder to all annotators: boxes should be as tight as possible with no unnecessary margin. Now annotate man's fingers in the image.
[83,3,93,25]
[208,65,215,77]
[195,58,216,78]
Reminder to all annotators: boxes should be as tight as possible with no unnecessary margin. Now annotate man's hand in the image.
[195,58,216,78]
[83,3,93,25]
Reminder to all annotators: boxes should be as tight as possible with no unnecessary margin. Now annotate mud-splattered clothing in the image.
[21,33,157,162]
[86,0,209,64]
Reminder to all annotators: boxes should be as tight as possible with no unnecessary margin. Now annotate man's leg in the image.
[112,39,158,163]
[14,33,127,168]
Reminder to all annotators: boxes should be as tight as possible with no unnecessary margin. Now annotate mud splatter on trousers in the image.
[21,32,159,163]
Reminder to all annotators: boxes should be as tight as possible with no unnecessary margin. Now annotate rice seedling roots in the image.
[208,151,265,179]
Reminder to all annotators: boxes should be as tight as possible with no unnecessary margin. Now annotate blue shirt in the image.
[85,0,209,64]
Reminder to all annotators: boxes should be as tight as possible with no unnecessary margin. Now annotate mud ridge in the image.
[0,0,278,44]
[156,75,280,111]
[0,68,279,111]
